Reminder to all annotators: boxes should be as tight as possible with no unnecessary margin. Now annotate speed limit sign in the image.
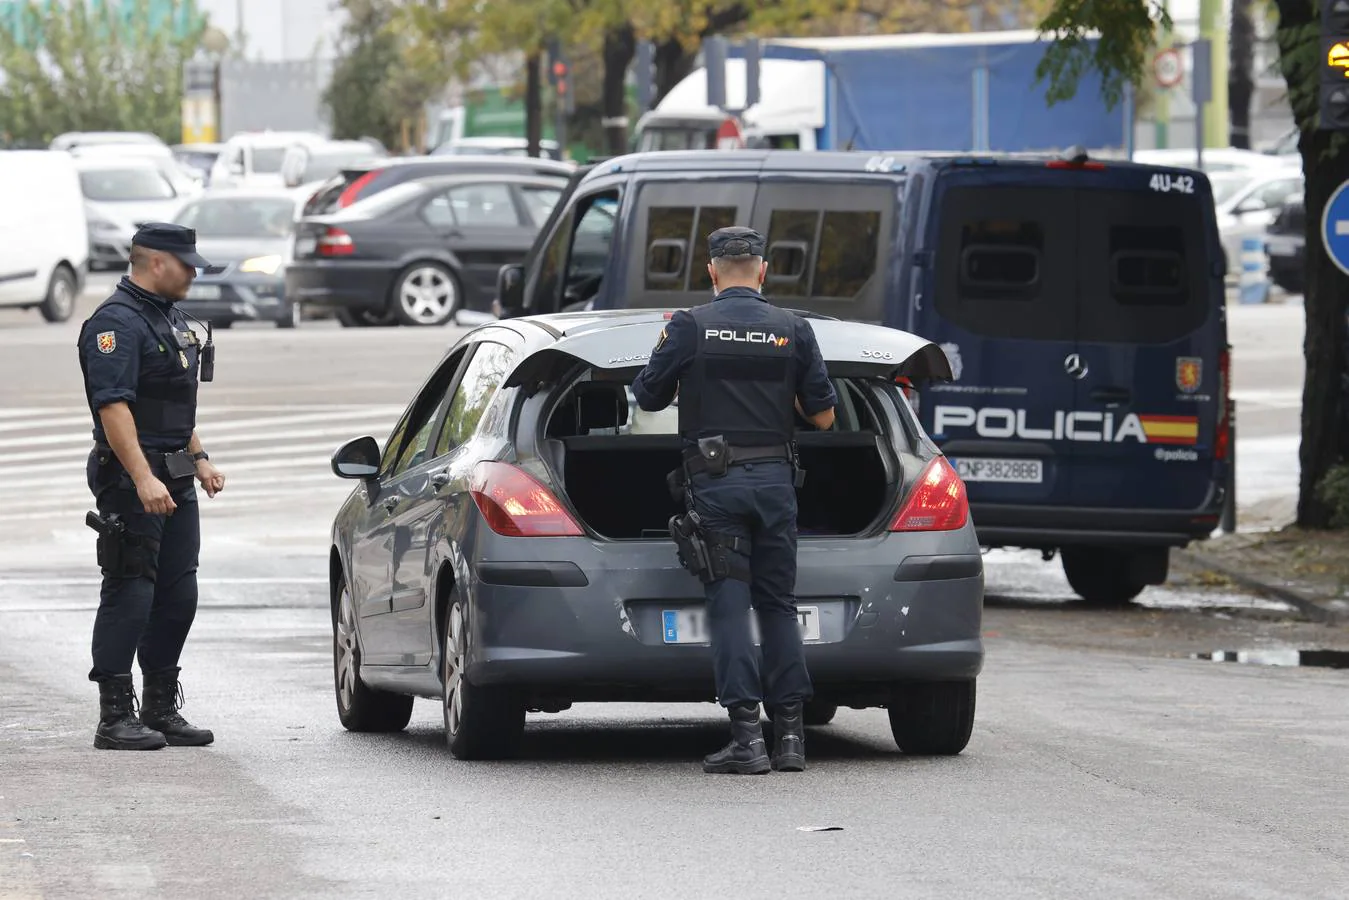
[1154,48,1183,88]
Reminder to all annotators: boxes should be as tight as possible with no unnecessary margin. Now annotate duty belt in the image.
[94,441,192,469]
[682,443,791,476]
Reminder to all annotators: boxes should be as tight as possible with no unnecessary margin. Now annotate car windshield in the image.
[251,147,288,173]
[1209,174,1254,205]
[177,196,297,237]
[79,167,175,201]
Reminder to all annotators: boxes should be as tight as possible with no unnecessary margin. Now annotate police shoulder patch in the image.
[96,331,117,354]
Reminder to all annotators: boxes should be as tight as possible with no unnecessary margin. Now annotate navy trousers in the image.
[86,450,201,681]
[689,459,813,709]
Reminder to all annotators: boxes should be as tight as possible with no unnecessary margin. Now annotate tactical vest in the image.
[677,299,798,446]
[78,286,199,442]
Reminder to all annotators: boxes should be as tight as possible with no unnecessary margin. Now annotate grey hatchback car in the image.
[327,309,984,760]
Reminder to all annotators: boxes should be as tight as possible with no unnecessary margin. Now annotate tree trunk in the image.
[1271,0,1349,527]
[653,38,695,106]
[525,50,541,158]
[1228,0,1255,149]
[602,24,636,156]
[1296,125,1349,527]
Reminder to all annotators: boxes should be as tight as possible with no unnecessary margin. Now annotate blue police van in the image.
[494,149,1231,605]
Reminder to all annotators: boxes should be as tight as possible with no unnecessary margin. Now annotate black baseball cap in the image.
[132,222,214,269]
[708,226,766,259]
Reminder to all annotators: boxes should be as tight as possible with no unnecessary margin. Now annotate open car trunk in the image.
[547,432,896,540]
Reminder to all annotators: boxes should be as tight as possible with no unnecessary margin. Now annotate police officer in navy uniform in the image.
[76,223,226,751]
[632,226,837,774]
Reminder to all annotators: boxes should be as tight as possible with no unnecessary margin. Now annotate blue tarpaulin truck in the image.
[635,30,1129,155]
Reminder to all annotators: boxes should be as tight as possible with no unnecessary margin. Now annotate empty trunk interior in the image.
[550,433,893,540]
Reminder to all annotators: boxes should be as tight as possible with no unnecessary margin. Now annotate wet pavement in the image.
[1,281,1346,897]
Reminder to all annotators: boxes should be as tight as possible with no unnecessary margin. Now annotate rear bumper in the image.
[285,260,397,313]
[971,501,1223,549]
[462,533,986,702]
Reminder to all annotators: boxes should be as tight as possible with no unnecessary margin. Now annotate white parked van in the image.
[0,151,89,322]
[210,132,326,189]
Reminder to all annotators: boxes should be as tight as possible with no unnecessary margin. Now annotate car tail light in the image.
[889,457,968,532]
[469,461,584,537]
[337,170,379,208]
[318,227,354,257]
[1045,159,1105,170]
[1215,347,1231,461]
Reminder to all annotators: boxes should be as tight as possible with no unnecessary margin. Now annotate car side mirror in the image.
[495,264,525,317]
[332,436,380,480]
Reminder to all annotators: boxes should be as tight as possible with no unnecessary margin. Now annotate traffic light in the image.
[1321,0,1349,129]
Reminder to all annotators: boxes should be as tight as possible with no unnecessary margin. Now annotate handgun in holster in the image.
[85,510,158,580]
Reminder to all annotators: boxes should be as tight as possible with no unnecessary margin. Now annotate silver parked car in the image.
[326,310,983,760]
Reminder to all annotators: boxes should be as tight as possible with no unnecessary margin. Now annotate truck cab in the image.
[494,149,1231,606]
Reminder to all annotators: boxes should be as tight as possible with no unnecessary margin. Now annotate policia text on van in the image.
[493,149,1231,606]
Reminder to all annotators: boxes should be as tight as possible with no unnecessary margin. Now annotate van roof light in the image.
[1046,145,1104,170]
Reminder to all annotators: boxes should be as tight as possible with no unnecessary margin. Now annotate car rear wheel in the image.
[40,265,76,323]
[802,700,838,726]
[393,262,460,327]
[442,593,525,760]
[333,574,414,732]
[1061,547,1148,605]
[888,680,975,755]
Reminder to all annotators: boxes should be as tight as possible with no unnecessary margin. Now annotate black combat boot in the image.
[94,674,167,751]
[770,701,806,772]
[140,667,214,747]
[703,703,771,775]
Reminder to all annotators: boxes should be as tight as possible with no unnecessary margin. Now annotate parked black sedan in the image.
[173,189,303,328]
[1265,195,1304,295]
[325,310,978,760]
[287,172,567,327]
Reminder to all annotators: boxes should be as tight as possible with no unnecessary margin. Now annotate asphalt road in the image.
[1,278,1345,899]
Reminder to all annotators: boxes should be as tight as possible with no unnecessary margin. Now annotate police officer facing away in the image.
[632,226,837,774]
[76,223,226,751]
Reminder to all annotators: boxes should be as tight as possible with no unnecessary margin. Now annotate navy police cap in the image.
[708,226,766,259]
[132,222,213,269]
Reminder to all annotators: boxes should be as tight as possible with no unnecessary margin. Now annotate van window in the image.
[1076,189,1210,344]
[933,185,1077,343]
[642,204,738,291]
[750,183,892,321]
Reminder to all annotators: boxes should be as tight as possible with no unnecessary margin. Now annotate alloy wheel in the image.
[398,266,458,325]
[443,602,466,736]
[335,584,358,711]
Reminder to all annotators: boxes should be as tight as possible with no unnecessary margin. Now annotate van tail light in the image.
[337,170,379,208]
[318,227,354,257]
[469,461,585,537]
[889,457,968,532]
[1215,347,1231,461]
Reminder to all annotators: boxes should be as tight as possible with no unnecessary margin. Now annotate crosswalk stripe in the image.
[0,406,404,450]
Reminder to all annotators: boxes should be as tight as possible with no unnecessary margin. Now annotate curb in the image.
[1173,549,1349,625]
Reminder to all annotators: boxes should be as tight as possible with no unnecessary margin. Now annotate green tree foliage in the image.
[323,0,448,151]
[0,0,207,147]
[1035,0,1347,529]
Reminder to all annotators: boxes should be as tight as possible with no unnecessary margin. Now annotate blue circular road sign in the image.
[1322,178,1349,276]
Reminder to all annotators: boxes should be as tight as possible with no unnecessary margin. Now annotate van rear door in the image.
[1069,170,1225,514]
[915,171,1082,510]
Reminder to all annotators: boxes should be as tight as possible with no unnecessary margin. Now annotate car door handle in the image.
[431,471,451,489]
[1090,386,1132,405]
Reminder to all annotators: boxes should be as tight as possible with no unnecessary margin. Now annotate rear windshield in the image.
[933,181,1212,344]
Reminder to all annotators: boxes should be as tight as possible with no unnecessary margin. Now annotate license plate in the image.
[296,236,316,256]
[186,285,221,300]
[662,606,821,645]
[950,457,1043,483]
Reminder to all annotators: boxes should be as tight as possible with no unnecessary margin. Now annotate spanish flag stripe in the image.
[1147,434,1198,445]
[1137,414,1199,424]
[1141,421,1198,438]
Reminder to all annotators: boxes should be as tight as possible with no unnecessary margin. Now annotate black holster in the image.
[85,510,159,581]
[667,510,751,584]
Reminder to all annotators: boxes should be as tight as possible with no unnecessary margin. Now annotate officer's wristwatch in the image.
[192,451,209,461]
